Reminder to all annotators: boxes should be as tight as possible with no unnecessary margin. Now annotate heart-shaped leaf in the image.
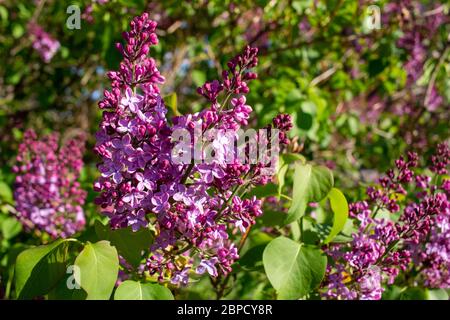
[0,181,13,203]
[285,162,333,225]
[263,236,327,299]
[1,217,22,240]
[323,188,349,244]
[95,220,153,267]
[74,240,119,300]
[114,280,174,300]
[15,239,72,299]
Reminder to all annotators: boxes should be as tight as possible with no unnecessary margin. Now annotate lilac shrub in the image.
[388,1,447,87]
[342,1,447,143]
[322,143,450,299]
[94,13,291,284]
[13,130,86,238]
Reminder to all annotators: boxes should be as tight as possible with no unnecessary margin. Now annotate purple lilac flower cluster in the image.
[322,143,450,300]
[13,130,86,238]
[410,143,450,288]
[28,23,60,63]
[94,13,291,285]
[386,1,447,112]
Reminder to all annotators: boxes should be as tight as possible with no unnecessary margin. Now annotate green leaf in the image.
[280,153,306,165]
[297,110,314,131]
[114,280,174,300]
[1,217,22,239]
[400,287,428,300]
[0,181,13,203]
[164,93,180,116]
[191,70,206,87]
[247,183,278,199]
[277,162,288,197]
[6,243,28,268]
[251,231,275,246]
[239,244,267,271]
[47,276,88,300]
[323,188,349,244]
[277,153,308,197]
[0,6,9,27]
[285,89,303,105]
[290,221,301,241]
[15,239,72,299]
[285,162,333,225]
[94,220,153,267]
[382,285,404,300]
[12,23,24,38]
[258,209,286,227]
[74,240,119,300]
[427,289,449,300]
[263,237,327,299]
[400,287,449,300]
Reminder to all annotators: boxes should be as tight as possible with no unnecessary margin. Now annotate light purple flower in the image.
[128,209,148,231]
[197,164,225,184]
[196,258,219,277]
[120,88,144,113]
[151,191,170,213]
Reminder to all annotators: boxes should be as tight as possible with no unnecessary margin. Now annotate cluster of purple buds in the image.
[27,23,60,63]
[413,191,450,288]
[366,151,418,213]
[430,142,450,175]
[13,130,86,238]
[272,114,293,145]
[322,143,450,299]
[409,144,450,288]
[94,13,291,285]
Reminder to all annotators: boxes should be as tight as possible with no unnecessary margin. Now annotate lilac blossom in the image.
[322,143,450,299]
[28,23,60,63]
[94,13,292,285]
[13,130,86,238]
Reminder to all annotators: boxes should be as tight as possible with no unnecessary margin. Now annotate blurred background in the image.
[0,0,448,298]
